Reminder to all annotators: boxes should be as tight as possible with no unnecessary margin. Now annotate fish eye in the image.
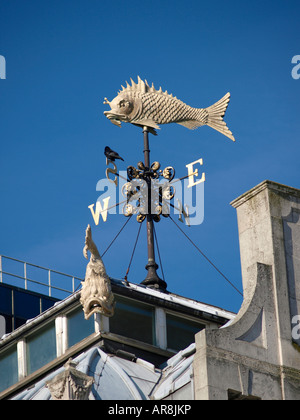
[118,99,133,114]
[119,100,127,108]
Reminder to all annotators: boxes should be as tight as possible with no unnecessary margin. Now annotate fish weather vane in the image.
[103,76,235,141]
[86,76,236,293]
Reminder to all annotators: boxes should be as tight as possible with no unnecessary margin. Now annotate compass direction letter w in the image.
[88,197,111,225]
[0,55,6,79]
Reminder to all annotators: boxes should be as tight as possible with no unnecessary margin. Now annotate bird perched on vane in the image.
[104,146,124,162]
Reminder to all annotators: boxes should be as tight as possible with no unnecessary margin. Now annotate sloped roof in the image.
[12,341,199,401]
[12,346,161,400]
[151,343,195,400]
[12,342,197,400]
[1,276,235,399]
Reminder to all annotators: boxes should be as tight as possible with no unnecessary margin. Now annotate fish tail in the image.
[205,93,235,141]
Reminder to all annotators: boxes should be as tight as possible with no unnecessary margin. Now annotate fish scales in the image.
[142,93,194,124]
[104,76,235,141]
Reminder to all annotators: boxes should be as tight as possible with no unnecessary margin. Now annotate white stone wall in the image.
[194,181,300,400]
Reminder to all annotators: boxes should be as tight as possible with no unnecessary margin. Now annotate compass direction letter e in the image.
[88,197,111,225]
[186,158,205,188]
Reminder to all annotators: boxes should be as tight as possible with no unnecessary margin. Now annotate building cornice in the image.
[231,180,300,209]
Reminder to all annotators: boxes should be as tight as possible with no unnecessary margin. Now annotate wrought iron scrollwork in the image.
[122,162,175,223]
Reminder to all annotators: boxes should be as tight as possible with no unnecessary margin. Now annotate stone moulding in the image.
[231,180,300,209]
[46,358,94,400]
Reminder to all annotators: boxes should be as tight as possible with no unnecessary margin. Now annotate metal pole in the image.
[48,270,52,297]
[24,262,27,290]
[140,127,167,292]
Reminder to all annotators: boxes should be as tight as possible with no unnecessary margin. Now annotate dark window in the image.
[41,297,57,312]
[14,317,27,329]
[0,314,12,335]
[14,290,40,319]
[166,313,204,351]
[0,285,12,314]
[0,285,58,334]
[0,345,18,392]
[26,322,56,374]
[109,296,155,345]
[67,306,94,348]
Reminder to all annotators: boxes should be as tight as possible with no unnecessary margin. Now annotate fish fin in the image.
[109,119,122,128]
[132,122,159,136]
[177,120,204,130]
[121,77,177,100]
[133,119,160,130]
[205,93,235,141]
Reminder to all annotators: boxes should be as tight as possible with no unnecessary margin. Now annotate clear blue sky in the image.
[0,0,299,312]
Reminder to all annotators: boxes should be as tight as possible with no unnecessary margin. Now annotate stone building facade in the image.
[194,180,300,400]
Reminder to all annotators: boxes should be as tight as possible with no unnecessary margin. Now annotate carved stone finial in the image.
[46,358,94,400]
[80,225,115,320]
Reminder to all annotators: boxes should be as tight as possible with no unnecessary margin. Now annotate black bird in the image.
[104,146,124,162]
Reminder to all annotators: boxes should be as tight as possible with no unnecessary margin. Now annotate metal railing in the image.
[0,255,83,299]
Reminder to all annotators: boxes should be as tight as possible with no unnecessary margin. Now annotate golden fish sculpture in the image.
[104,76,235,141]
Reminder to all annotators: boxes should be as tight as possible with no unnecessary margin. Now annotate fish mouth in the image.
[104,110,127,127]
[84,297,112,320]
